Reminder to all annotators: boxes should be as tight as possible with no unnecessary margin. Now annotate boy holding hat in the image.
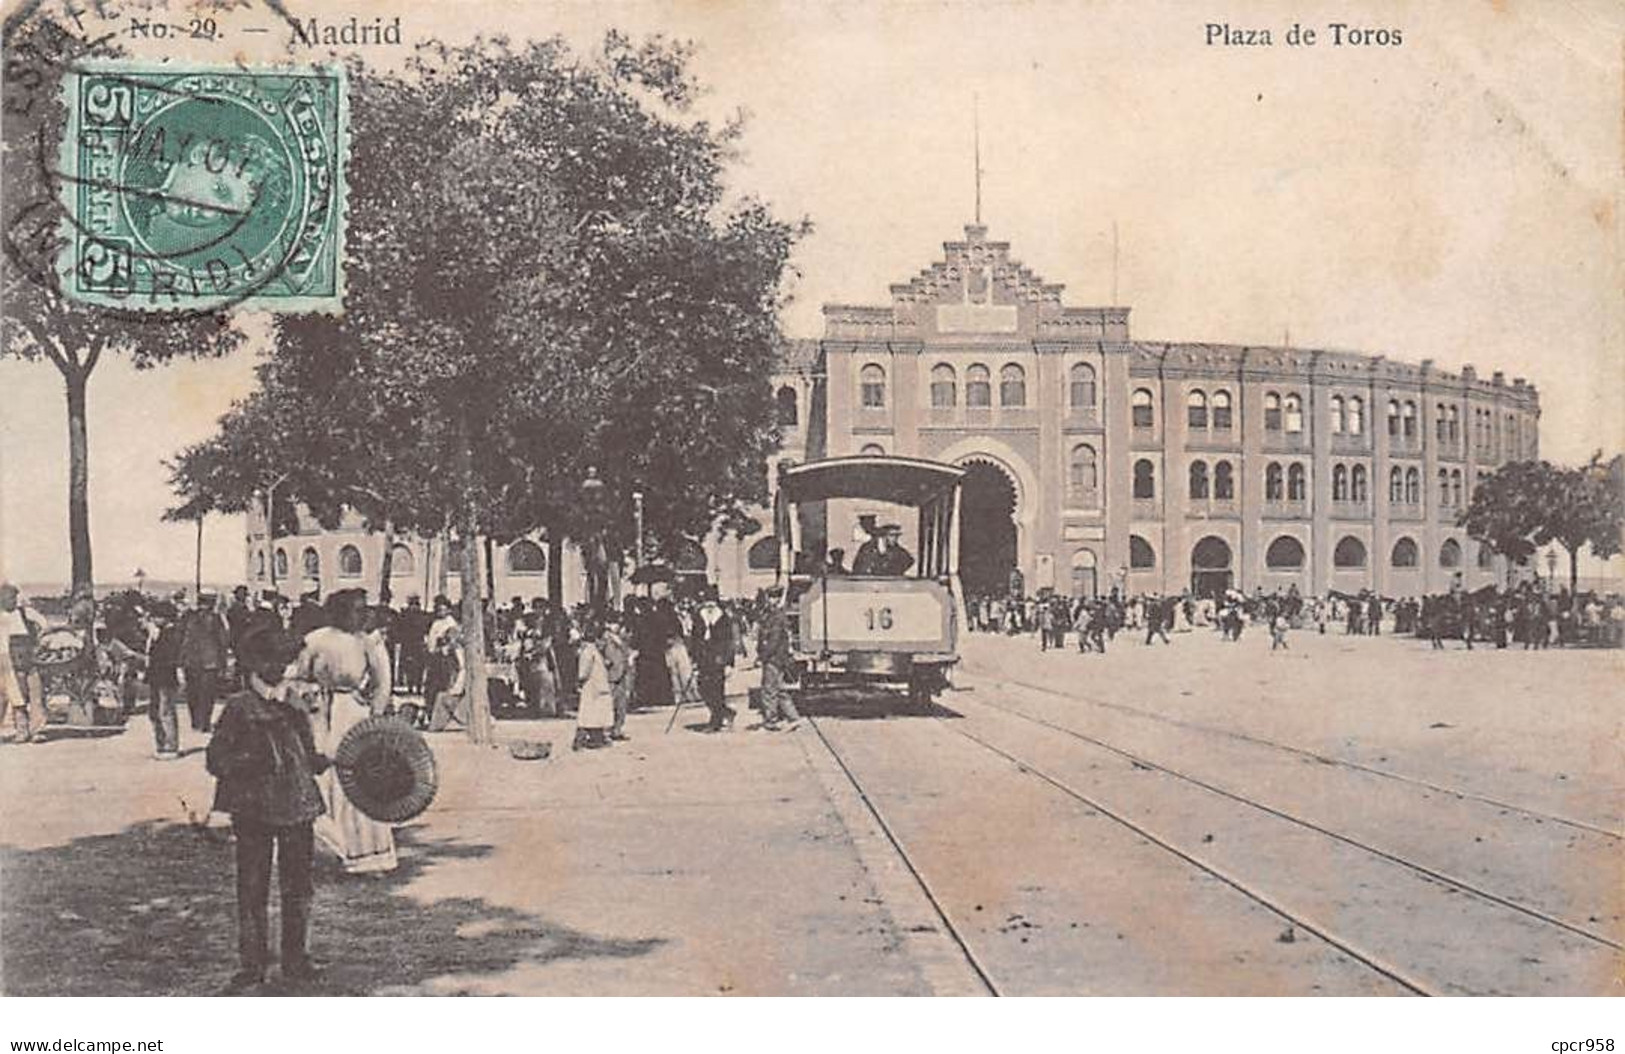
[206,622,328,991]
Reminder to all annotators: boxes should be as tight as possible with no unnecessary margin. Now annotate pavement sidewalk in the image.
[0,691,934,996]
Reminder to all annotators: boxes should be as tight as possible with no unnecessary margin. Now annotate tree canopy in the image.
[2,13,245,590]
[171,32,808,740]
[1459,455,1623,594]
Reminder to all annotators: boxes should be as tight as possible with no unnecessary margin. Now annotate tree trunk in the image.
[378,529,394,603]
[1569,546,1580,609]
[64,369,94,592]
[547,528,564,607]
[453,428,495,745]
[194,516,204,595]
[483,536,496,599]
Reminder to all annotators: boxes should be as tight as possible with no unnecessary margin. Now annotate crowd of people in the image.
[966,581,1625,653]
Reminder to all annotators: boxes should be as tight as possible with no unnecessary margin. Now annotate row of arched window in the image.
[844,371,1524,458]
[1124,534,1490,572]
[855,364,1104,411]
[253,541,553,582]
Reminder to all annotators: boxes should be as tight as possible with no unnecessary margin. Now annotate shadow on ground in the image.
[2,822,664,996]
[794,687,963,721]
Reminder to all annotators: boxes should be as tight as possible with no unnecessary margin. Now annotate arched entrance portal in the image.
[958,459,1019,598]
[1191,536,1234,598]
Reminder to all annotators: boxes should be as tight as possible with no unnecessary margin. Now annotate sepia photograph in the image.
[0,0,1620,1042]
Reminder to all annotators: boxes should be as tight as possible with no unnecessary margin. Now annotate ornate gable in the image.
[888,224,1064,308]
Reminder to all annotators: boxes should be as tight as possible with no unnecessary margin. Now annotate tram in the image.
[772,455,965,708]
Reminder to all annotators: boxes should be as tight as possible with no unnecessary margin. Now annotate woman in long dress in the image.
[294,589,398,875]
[574,620,614,750]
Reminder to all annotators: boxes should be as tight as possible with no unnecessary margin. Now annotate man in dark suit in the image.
[688,590,735,732]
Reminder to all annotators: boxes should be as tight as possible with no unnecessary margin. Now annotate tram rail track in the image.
[949,686,1623,954]
[976,667,1622,842]
[806,711,1439,996]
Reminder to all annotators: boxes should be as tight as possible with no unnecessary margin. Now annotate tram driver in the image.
[852,523,914,577]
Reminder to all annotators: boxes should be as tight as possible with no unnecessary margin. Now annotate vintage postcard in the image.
[1,0,1620,1030]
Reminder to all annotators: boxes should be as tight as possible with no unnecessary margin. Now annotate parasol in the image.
[629,562,676,585]
[333,716,439,824]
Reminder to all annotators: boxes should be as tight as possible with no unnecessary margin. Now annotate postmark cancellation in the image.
[57,62,347,313]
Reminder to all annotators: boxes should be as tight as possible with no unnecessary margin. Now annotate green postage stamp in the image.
[58,63,347,313]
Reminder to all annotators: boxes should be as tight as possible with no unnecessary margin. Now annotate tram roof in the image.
[777,456,965,506]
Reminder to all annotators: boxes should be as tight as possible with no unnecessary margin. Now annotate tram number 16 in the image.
[864,607,894,632]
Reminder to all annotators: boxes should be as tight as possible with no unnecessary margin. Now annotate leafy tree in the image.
[1460,455,1624,597]
[2,13,245,591]
[172,34,805,742]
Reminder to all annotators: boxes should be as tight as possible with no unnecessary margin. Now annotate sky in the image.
[2,0,1620,587]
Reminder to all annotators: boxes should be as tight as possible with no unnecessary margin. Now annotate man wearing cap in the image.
[755,586,800,731]
[179,590,231,733]
[206,621,327,991]
[853,524,915,576]
[289,588,326,641]
[146,599,186,758]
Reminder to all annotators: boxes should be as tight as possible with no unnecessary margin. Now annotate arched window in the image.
[1132,459,1155,500]
[1332,464,1349,502]
[966,364,992,408]
[1403,401,1417,438]
[1330,395,1346,434]
[1212,390,1233,430]
[1447,404,1459,441]
[929,364,957,408]
[999,364,1027,407]
[389,543,416,577]
[1451,469,1464,507]
[1069,363,1097,409]
[1405,467,1420,504]
[506,539,546,574]
[1288,463,1307,501]
[1214,460,1235,500]
[1265,461,1284,501]
[1266,535,1305,570]
[859,443,887,456]
[1070,549,1099,598]
[1132,388,1154,429]
[1389,466,1404,503]
[1284,393,1304,434]
[1508,415,1520,458]
[747,536,779,571]
[274,549,289,580]
[338,544,363,578]
[1439,468,1451,506]
[1477,543,1495,570]
[1187,390,1209,429]
[1264,392,1283,431]
[1351,464,1368,503]
[859,364,886,409]
[1334,536,1367,569]
[1391,538,1419,568]
[255,550,266,579]
[1435,403,1449,442]
[775,386,798,427]
[1348,397,1364,435]
[1067,444,1099,507]
[1439,538,1462,569]
[302,546,320,579]
[1188,460,1209,499]
[1129,535,1156,569]
[1387,400,1401,437]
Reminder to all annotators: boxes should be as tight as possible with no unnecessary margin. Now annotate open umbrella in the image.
[629,561,676,586]
[333,716,439,824]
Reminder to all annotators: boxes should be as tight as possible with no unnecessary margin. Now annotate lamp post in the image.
[632,491,645,569]
[580,467,608,611]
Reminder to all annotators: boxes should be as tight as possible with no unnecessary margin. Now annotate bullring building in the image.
[745,222,1540,601]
